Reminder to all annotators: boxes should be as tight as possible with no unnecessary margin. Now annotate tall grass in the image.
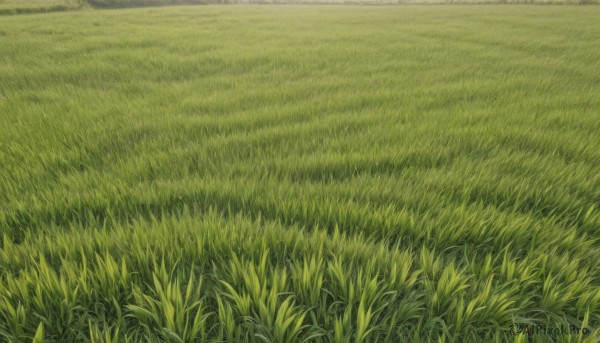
[0,5,599,342]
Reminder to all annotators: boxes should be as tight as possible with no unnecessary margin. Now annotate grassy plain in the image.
[1,5,600,342]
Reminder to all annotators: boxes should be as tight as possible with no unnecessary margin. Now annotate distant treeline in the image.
[0,0,597,15]
[0,5,68,14]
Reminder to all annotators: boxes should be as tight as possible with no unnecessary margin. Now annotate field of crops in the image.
[1,5,599,342]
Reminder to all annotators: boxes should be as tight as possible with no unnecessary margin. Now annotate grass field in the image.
[1,5,600,343]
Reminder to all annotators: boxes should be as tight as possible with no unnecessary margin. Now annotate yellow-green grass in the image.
[1,5,599,342]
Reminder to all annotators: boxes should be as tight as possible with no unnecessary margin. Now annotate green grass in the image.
[1,5,599,342]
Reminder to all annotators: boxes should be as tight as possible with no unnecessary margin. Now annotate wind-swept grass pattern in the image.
[0,5,599,342]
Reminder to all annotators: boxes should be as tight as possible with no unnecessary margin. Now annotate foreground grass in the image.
[1,5,600,342]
